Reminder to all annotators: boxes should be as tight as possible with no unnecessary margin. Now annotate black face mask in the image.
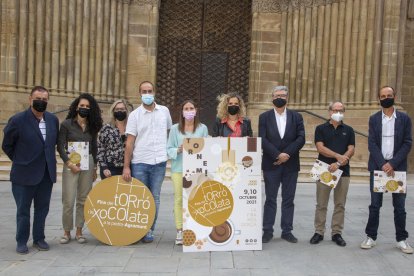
[227,105,240,115]
[273,98,287,108]
[114,111,127,121]
[78,108,90,118]
[380,98,394,108]
[32,100,48,112]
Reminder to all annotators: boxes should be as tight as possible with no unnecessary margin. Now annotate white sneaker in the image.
[360,236,376,249]
[396,240,414,254]
[175,230,183,245]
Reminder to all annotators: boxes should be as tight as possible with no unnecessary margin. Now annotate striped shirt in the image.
[39,118,46,141]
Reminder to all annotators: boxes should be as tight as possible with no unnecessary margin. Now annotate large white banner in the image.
[182,137,262,252]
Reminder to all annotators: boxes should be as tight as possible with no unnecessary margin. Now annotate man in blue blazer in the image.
[259,86,305,243]
[2,86,59,254]
[360,86,413,254]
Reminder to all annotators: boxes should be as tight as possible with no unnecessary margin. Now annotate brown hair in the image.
[378,86,396,97]
[216,92,247,120]
[178,100,200,134]
[30,85,49,96]
[138,81,154,92]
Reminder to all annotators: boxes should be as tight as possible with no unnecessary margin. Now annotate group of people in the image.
[2,83,412,255]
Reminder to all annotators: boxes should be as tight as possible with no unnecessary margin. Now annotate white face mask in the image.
[331,112,344,122]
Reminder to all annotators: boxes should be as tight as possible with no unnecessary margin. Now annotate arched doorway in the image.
[156,0,252,132]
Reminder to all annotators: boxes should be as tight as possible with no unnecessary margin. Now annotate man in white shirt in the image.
[361,86,413,254]
[259,85,305,244]
[123,81,172,243]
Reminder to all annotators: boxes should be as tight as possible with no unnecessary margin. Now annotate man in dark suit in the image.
[360,86,413,254]
[259,85,305,243]
[2,86,59,254]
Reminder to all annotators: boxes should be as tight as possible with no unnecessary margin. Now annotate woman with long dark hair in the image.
[57,93,103,244]
[167,100,208,245]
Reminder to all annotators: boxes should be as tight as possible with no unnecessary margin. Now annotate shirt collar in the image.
[328,120,343,128]
[382,108,397,119]
[274,108,286,117]
[140,102,159,113]
[30,108,44,122]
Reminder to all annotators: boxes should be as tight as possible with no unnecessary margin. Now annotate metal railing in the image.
[294,109,368,138]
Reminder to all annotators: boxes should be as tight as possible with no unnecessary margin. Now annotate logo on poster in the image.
[84,176,155,246]
[188,180,234,227]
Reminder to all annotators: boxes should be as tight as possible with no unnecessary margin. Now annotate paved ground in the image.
[0,177,414,276]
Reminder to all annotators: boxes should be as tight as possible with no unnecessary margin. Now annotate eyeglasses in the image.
[141,90,153,94]
[331,109,344,113]
[273,94,288,99]
[114,108,127,112]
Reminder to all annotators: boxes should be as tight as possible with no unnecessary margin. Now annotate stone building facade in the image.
[0,0,413,171]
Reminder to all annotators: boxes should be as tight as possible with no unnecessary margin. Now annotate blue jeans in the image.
[365,172,408,242]
[131,162,166,231]
[263,168,298,235]
[12,167,53,245]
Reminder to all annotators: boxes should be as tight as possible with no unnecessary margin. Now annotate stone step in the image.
[0,148,369,183]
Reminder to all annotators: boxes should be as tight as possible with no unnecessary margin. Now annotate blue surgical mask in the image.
[141,94,154,105]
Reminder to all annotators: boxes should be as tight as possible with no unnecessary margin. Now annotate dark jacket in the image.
[259,108,305,172]
[2,108,59,185]
[368,110,412,171]
[212,117,253,137]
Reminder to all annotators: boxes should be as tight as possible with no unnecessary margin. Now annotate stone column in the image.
[126,0,160,102]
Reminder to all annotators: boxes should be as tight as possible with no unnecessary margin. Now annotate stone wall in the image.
[402,0,414,170]
[0,0,413,170]
[248,0,414,171]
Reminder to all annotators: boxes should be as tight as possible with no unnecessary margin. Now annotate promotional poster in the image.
[182,137,262,252]
[373,170,407,193]
[67,141,89,170]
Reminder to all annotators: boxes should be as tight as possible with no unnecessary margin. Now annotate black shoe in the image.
[281,233,298,243]
[33,240,50,251]
[310,233,324,244]
[16,243,28,255]
[262,232,273,243]
[332,234,346,247]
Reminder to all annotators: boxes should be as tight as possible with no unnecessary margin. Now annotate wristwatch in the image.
[336,162,341,166]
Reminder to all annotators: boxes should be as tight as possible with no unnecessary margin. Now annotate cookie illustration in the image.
[183,229,196,246]
[386,180,399,192]
[218,162,238,182]
[183,177,192,188]
[69,152,81,164]
[183,138,204,154]
[209,221,232,244]
[320,171,333,184]
[242,156,253,168]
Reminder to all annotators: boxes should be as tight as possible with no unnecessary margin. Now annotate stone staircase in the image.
[0,141,369,183]
[0,153,65,182]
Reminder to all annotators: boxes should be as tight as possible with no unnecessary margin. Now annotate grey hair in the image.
[272,85,289,97]
[328,100,346,112]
